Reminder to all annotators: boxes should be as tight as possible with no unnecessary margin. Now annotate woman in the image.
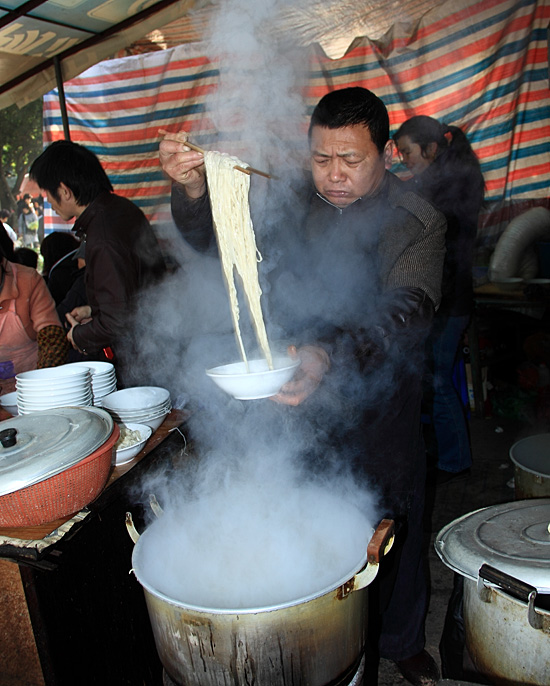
[40,231,81,304]
[394,115,485,482]
[0,223,69,395]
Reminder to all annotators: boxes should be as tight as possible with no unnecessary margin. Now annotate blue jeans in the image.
[427,314,472,473]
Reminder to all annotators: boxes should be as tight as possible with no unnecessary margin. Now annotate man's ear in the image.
[383,140,394,170]
[58,182,73,200]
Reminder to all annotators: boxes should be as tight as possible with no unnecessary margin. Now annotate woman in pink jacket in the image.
[0,224,68,395]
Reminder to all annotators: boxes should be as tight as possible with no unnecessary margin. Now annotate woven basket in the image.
[0,424,120,527]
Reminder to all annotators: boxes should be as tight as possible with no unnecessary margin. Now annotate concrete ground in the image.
[377,404,547,686]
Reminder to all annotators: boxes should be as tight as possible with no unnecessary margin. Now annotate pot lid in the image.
[435,499,550,593]
[0,406,114,497]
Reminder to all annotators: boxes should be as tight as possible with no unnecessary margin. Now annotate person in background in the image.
[160,87,446,686]
[56,241,87,362]
[394,115,485,483]
[17,195,40,248]
[33,197,45,244]
[40,231,81,304]
[14,247,39,269]
[29,141,167,384]
[0,223,68,395]
[0,210,17,244]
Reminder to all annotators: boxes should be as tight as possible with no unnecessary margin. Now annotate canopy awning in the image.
[0,0,449,111]
[0,0,211,110]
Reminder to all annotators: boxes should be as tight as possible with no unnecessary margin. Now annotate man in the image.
[30,141,166,380]
[159,88,446,685]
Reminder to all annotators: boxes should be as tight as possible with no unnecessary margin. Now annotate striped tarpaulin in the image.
[43,0,550,243]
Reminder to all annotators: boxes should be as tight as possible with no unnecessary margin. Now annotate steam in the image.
[129,0,401,608]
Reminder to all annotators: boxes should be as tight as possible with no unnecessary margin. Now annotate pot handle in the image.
[125,495,164,544]
[478,564,545,631]
[346,519,395,595]
[126,512,140,543]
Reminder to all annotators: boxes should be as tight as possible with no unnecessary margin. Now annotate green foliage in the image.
[0,100,43,212]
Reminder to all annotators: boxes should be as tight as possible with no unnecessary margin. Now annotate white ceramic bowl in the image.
[115,422,152,465]
[0,392,18,415]
[17,387,93,400]
[16,366,91,383]
[17,395,93,410]
[136,413,169,432]
[206,356,301,400]
[68,361,115,375]
[101,387,170,412]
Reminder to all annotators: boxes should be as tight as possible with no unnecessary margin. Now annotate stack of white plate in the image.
[101,386,172,432]
[67,361,117,405]
[15,365,93,415]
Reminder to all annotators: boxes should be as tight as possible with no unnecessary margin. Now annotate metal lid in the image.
[435,499,550,592]
[0,406,114,496]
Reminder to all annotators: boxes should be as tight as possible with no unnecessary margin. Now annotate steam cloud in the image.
[129,0,399,608]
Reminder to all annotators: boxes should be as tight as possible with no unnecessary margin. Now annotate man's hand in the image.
[159,129,207,199]
[272,345,330,406]
[65,306,92,352]
[67,305,91,323]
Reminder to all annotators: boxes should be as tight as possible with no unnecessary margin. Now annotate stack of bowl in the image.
[101,386,171,432]
[15,365,93,415]
[67,361,117,405]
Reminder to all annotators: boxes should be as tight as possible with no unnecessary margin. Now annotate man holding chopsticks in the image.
[159,87,445,686]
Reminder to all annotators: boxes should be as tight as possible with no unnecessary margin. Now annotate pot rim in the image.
[131,528,372,615]
[509,434,550,478]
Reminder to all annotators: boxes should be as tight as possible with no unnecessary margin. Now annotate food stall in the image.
[0,407,189,686]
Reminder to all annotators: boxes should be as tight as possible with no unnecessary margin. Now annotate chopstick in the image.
[161,132,272,179]
[183,140,272,179]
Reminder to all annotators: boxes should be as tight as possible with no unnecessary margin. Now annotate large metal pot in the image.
[509,434,550,499]
[127,512,394,686]
[436,499,550,685]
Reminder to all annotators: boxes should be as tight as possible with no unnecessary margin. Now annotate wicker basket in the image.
[0,424,120,527]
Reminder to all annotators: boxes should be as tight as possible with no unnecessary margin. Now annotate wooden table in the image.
[0,409,190,686]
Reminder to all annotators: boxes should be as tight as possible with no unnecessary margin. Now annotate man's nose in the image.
[328,159,346,181]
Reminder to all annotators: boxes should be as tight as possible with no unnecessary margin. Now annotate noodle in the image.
[204,150,273,369]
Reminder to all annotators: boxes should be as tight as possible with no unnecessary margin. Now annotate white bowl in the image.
[206,356,301,400]
[16,366,91,382]
[0,392,18,415]
[115,422,152,465]
[68,361,115,375]
[17,387,92,400]
[101,387,170,412]
[137,413,169,432]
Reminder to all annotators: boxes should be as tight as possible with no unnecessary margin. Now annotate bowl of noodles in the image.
[206,356,301,400]
[115,423,152,465]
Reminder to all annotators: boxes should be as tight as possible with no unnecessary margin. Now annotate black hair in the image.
[40,231,80,277]
[308,87,390,154]
[393,115,480,170]
[14,247,39,269]
[0,223,15,263]
[29,140,113,205]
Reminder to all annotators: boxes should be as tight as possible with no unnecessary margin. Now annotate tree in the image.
[0,100,43,213]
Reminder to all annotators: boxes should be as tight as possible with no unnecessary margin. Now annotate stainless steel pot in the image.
[509,434,550,499]
[436,499,550,686]
[127,512,394,686]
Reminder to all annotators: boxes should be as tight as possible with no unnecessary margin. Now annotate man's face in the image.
[44,183,80,222]
[310,124,393,209]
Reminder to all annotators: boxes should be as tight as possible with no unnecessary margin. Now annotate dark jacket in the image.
[404,151,484,316]
[71,191,166,355]
[171,172,446,517]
